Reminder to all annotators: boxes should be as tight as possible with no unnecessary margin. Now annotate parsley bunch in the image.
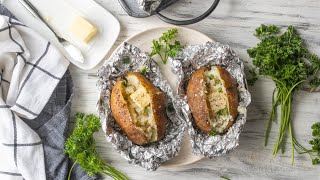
[247,24,320,164]
[149,28,183,64]
[65,113,128,180]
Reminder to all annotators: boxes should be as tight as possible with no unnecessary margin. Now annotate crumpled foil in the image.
[171,41,251,158]
[97,43,186,170]
[137,0,162,14]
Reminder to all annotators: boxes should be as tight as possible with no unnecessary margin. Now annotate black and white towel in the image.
[0,14,69,179]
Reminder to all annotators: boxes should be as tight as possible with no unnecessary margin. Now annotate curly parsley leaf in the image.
[65,113,128,180]
[149,28,183,64]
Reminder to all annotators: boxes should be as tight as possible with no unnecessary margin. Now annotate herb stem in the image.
[68,160,77,180]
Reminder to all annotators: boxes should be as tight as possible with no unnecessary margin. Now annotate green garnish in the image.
[64,113,128,180]
[144,106,150,114]
[208,74,215,80]
[216,107,229,117]
[218,87,223,93]
[210,129,218,136]
[247,68,258,86]
[149,28,184,64]
[122,79,128,87]
[247,24,320,164]
[122,56,130,64]
[140,66,148,75]
[220,176,231,180]
[293,122,320,165]
[214,78,222,85]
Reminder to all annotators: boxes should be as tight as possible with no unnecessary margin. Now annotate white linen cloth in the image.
[0,15,69,179]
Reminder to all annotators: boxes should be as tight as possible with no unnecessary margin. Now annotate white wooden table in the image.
[4,0,320,179]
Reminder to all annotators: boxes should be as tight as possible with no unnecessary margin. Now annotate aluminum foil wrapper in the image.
[97,43,186,170]
[171,41,251,158]
[137,0,162,14]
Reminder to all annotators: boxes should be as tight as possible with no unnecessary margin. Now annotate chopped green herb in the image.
[64,113,128,180]
[218,87,223,93]
[208,74,215,80]
[122,79,128,87]
[122,56,130,64]
[140,66,148,75]
[214,77,222,85]
[216,107,229,117]
[210,129,218,136]
[149,28,184,64]
[144,107,150,114]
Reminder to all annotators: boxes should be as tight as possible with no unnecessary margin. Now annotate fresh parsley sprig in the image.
[247,24,320,164]
[149,28,184,64]
[64,113,129,180]
[293,122,320,165]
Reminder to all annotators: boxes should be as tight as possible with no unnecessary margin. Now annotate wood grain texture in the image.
[67,0,320,179]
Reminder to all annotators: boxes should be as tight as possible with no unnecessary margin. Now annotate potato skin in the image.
[110,72,167,145]
[186,67,212,133]
[186,66,239,134]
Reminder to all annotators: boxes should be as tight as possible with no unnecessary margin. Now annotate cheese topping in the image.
[69,16,97,43]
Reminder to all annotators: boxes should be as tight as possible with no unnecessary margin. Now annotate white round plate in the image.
[119,26,213,167]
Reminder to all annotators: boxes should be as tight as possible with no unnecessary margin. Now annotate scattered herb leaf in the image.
[210,129,218,136]
[208,74,215,80]
[144,107,150,114]
[216,107,229,117]
[64,113,128,180]
[149,28,184,64]
[140,66,148,75]
[122,79,128,87]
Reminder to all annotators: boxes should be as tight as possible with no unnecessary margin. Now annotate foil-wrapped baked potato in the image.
[110,72,168,145]
[186,66,239,134]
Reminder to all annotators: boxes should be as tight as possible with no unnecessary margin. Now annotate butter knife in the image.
[18,0,84,63]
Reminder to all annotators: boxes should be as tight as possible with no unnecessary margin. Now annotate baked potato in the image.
[110,72,168,145]
[186,66,239,134]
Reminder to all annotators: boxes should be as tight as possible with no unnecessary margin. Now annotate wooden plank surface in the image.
[70,0,320,179]
[4,0,320,179]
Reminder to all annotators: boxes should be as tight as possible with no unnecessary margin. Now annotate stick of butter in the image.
[69,16,97,43]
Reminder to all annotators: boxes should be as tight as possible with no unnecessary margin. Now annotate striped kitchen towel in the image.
[0,14,69,179]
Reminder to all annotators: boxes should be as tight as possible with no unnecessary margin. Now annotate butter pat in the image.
[130,87,151,110]
[69,16,97,43]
